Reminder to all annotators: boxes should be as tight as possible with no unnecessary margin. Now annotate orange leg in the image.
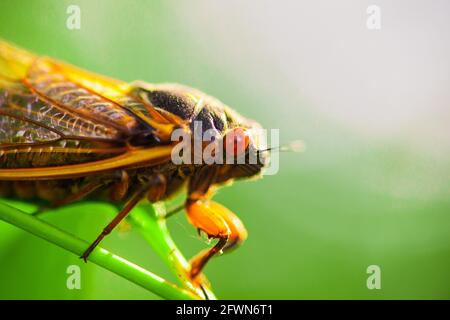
[185,198,248,279]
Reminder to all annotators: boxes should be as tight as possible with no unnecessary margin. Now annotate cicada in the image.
[0,41,268,281]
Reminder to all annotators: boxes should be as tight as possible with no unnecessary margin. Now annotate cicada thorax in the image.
[132,83,237,136]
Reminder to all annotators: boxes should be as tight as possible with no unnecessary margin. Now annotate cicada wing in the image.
[0,41,127,141]
[50,59,187,139]
[1,41,188,141]
[0,41,129,168]
[0,41,177,174]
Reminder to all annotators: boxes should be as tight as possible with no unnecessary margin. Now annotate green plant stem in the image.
[129,203,217,300]
[0,201,199,300]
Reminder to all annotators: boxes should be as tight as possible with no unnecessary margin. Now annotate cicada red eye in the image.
[225,127,250,157]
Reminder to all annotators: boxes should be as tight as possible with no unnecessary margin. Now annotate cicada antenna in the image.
[258,140,305,153]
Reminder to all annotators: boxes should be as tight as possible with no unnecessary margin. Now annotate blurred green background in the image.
[0,0,449,299]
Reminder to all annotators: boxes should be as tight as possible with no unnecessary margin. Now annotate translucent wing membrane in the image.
[0,42,127,141]
[0,87,120,140]
[25,58,144,134]
[0,114,60,144]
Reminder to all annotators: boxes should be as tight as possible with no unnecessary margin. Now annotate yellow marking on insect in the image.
[0,144,174,180]
[0,40,35,79]
[48,59,131,100]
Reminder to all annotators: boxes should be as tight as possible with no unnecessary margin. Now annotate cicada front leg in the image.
[185,196,248,279]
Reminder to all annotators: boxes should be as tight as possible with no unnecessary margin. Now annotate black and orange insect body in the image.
[0,41,268,283]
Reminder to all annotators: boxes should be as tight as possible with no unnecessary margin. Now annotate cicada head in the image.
[130,81,269,179]
[219,122,270,180]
